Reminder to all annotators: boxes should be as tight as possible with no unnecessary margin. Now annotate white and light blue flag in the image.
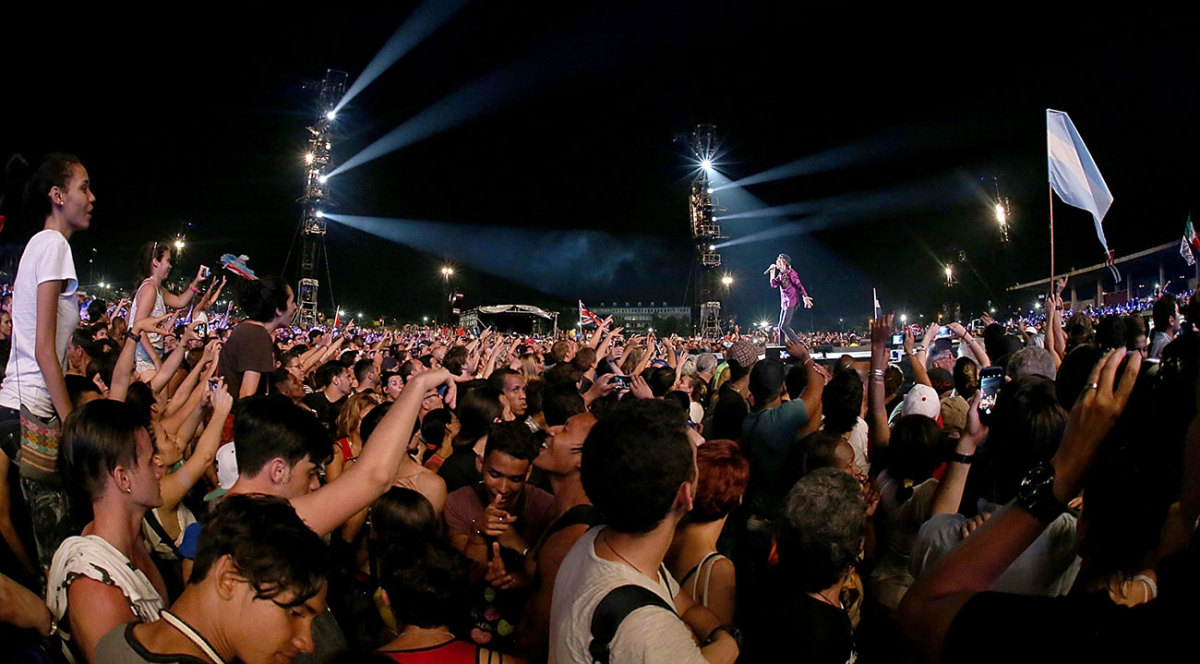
[1047,109,1114,260]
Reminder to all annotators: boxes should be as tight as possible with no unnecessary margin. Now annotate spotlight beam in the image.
[332,0,472,115]
[716,173,975,224]
[323,214,683,298]
[712,118,981,192]
[329,16,631,178]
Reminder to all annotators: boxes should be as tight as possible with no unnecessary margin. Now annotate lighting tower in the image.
[296,68,348,327]
[689,124,726,339]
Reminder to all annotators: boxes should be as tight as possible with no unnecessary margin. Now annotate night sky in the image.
[4,6,1198,330]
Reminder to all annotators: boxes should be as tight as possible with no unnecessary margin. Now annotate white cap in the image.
[216,442,238,489]
[901,384,942,420]
[204,442,239,502]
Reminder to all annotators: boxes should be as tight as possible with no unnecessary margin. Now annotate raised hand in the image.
[210,377,233,413]
[922,322,939,351]
[1051,348,1141,503]
[870,314,894,354]
[629,374,654,400]
[484,542,519,590]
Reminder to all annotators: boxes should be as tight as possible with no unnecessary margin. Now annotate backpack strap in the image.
[143,509,182,558]
[588,585,675,664]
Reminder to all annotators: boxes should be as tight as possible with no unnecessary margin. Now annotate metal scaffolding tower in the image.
[688,124,726,338]
[296,69,347,327]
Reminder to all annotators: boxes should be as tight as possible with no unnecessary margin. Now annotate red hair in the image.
[692,439,749,522]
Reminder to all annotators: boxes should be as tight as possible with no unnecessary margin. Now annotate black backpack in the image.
[587,580,676,664]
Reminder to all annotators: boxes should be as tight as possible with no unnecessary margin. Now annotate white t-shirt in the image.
[549,527,708,664]
[0,229,79,418]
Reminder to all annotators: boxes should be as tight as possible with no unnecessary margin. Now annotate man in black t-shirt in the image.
[302,360,356,436]
[217,276,295,399]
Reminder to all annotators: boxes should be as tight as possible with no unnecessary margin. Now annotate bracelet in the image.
[706,625,744,649]
[949,452,975,465]
[190,285,202,294]
[913,345,926,353]
[870,369,885,378]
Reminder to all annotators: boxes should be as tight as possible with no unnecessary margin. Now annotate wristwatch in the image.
[706,625,743,649]
[1015,460,1067,523]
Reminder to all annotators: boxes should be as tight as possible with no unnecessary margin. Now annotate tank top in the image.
[382,638,488,663]
[138,278,167,352]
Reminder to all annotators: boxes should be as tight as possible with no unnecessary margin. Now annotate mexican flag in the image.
[1182,216,1200,266]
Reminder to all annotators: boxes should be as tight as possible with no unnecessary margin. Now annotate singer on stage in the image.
[766,253,812,345]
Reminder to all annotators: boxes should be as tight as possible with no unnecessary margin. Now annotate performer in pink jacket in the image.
[767,253,813,345]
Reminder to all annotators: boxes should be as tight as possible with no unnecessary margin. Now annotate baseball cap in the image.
[203,442,240,502]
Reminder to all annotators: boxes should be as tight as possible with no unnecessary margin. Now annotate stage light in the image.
[994,203,1007,225]
[901,314,907,322]
[174,239,185,251]
[721,275,733,286]
[326,110,337,121]
[316,210,325,218]
[305,153,315,165]
[700,158,713,171]
[759,320,770,328]
[318,174,328,184]
[708,244,715,250]
[944,265,952,277]
[707,187,713,194]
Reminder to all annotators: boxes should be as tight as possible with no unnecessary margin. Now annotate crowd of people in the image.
[0,153,1197,664]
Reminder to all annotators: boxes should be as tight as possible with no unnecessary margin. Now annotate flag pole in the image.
[1048,182,1055,289]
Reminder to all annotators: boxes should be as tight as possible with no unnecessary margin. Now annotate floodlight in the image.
[326,111,337,121]
[305,153,315,165]
[318,174,328,184]
[315,210,325,218]
[700,158,713,171]
[995,203,1007,224]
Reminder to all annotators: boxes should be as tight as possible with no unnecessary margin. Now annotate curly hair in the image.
[190,494,330,608]
[777,468,865,593]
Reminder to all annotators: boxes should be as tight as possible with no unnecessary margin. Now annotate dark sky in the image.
[4,6,1198,329]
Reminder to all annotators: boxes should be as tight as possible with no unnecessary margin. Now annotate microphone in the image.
[763,264,777,275]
